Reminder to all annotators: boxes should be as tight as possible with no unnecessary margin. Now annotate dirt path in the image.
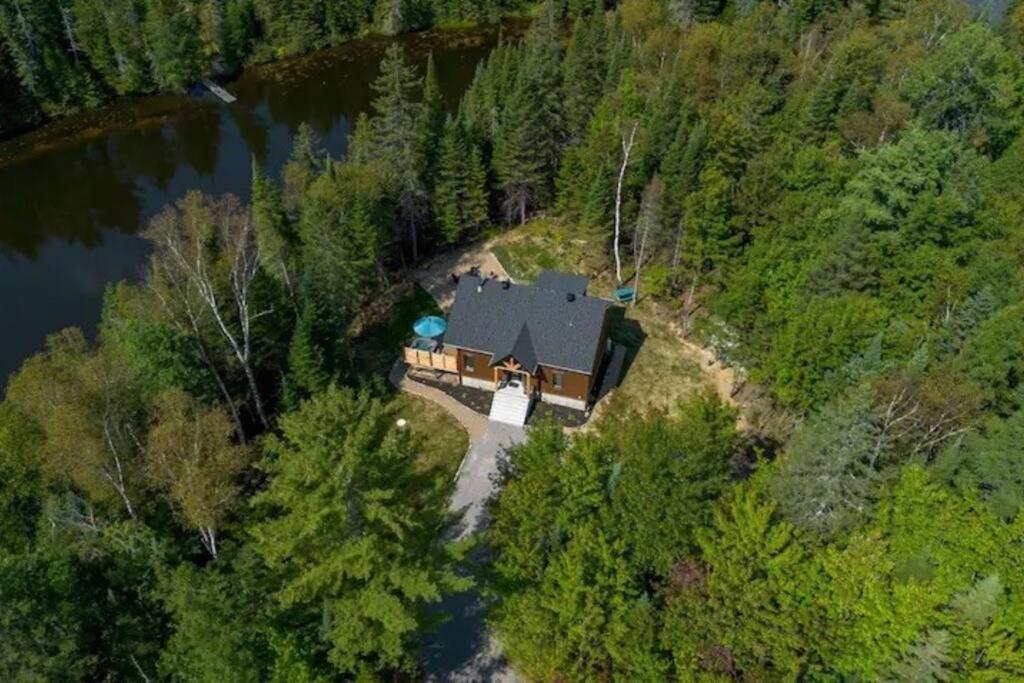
[665,320,752,432]
[411,240,510,311]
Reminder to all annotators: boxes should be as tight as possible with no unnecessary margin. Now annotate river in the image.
[0,26,506,383]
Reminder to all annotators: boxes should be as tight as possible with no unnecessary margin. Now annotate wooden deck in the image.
[404,347,458,373]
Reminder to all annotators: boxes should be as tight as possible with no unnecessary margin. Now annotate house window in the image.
[552,372,564,390]
[464,355,475,373]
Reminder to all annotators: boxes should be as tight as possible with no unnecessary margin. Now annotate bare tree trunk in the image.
[149,265,248,443]
[58,2,80,63]
[671,215,685,289]
[199,526,218,558]
[614,122,639,285]
[193,220,271,429]
[129,655,152,683]
[102,421,136,519]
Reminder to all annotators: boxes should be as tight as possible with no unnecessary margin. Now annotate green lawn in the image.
[491,218,607,285]
[351,283,468,482]
[600,309,704,419]
[389,392,469,479]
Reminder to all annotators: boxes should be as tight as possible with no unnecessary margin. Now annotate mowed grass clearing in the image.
[389,392,468,479]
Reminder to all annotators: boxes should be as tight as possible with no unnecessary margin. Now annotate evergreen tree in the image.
[562,13,608,142]
[143,0,204,88]
[433,118,490,243]
[433,118,469,242]
[0,0,100,116]
[252,158,297,302]
[73,0,151,95]
[282,122,325,216]
[493,79,549,223]
[369,43,428,259]
[464,142,490,232]
[251,387,463,677]
[285,279,338,400]
[492,7,564,222]
[663,488,811,679]
[157,557,272,681]
[417,51,448,189]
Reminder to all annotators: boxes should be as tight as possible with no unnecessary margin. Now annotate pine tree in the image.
[493,84,546,223]
[251,387,464,677]
[143,0,204,88]
[369,43,427,259]
[0,0,101,116]
[464,142,490,233]
[252,158,297,302]
[286,287,333,399]
[73,0,151,95]
[492,9,565,223]
[433,119,469,243]
[417,51,448,188]
[562,14,608,142]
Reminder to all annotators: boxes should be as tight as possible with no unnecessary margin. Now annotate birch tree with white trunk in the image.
[5,328,145,519]
[144,192,273,432]
[144,389,250,559]
[614,121,639,285]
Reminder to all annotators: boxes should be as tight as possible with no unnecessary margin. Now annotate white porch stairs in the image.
[488,387,532,426]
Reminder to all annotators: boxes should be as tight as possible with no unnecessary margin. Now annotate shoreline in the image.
[0,19,529,170]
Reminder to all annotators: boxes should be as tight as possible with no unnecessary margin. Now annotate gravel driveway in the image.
[406,242,524,681]
[422,421,525,682]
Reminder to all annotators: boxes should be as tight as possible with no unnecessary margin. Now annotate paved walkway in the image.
[448,421,525,540]
[389,361,488,442]
[394,361,525,682]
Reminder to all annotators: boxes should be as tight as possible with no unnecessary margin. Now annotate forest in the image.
[0,0,533,136]
[5,0,1024,679]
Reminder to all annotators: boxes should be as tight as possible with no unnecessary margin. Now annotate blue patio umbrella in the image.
[413,316,447,338]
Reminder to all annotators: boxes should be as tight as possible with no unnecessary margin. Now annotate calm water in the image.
[0,28,501,383]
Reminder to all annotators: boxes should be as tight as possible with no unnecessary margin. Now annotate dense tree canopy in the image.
[0,0,537,137]
[5,0,1024,679]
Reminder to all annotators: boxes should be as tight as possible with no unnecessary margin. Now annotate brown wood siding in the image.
[456,348,493,381]
[588,309,613,376]
[536,365,591,402]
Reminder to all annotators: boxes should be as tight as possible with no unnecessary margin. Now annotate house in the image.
[405,270,612,412]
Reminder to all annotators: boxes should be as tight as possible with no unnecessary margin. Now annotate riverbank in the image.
[0,20,529,169]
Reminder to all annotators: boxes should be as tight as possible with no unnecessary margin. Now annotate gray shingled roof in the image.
[536,270,590,296]
[444,274,610,375]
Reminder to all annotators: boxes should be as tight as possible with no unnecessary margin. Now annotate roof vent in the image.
[566,292,576,302]
[501,280,511,290]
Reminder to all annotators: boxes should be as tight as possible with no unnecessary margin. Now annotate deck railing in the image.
[404,347,458,372]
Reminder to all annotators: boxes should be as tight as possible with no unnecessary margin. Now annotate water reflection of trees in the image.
[0,140,142,259]
[0,33,496,261]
